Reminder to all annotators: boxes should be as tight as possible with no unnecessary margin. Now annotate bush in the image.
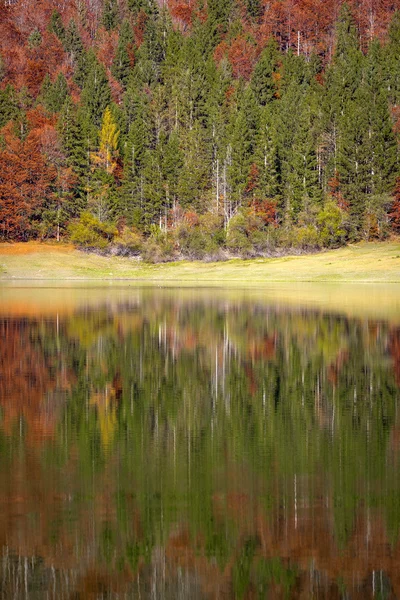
[141,231,176,263]
[69,212,117,250]
[361,194,391,241]
[175,212,225,259]
[226,209,271,256]
[291,224,320,250]
[113,226,143,255]
[317,201,347,247]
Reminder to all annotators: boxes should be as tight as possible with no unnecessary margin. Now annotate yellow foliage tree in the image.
[91,106,120,174]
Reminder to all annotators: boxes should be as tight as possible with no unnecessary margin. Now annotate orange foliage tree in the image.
[0,122,56,240]
[389,177,400,232]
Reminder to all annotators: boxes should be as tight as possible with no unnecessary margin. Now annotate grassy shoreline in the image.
[0,240,400,283]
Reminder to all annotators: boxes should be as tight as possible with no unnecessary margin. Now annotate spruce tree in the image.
[48,10,65,43]
[251,38,279,106]
[0,85,18,129]
[41,73,68,113]
[112,20,134,89]
[64,19,84,66]
[80,51,112,129]
[102,0,118,31]
[58,97,88,215]
[386,11,400,106]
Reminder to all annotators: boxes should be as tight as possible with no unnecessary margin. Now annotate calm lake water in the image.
[1,283,400,599]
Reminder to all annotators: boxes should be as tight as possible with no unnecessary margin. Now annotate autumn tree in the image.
[0,123,56,240]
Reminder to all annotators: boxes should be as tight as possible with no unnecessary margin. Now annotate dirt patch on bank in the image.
[0,243,74,255]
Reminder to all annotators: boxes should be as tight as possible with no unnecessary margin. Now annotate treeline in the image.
[0,0,400,258]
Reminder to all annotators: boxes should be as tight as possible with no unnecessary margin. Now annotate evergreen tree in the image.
[251,38,279,106]
[64,19,84,66]
[228,86,260,209]
[162,131,183,206]
[102,0,118,31]
[120,90,151,225]
[48,10,65,43]
[111,20,134,89]
[207,0,233,34]
[323,3,364,185]
[80,51,112,129]
[0,85,19,129]
[128,0,158,17]
[386,11,400,106]
[58,97,88,214]
[41,73,68,114]
[246,0,262,20]
[254,107,280,200]
[285,101,321,221]
[178,122,210,211]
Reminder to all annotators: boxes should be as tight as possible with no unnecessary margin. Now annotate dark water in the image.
[1,286,400,599]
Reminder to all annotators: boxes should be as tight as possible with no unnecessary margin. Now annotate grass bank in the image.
[0,240,400,282]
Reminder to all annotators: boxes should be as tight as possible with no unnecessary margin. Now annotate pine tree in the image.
[254,106,280,200]
[207,0,233,35]
[48,10,65,43]
[64,19,84,66]
[0,85,19,129]
[81,51,112,129]
[323,3,364,187]
[102,0,118,31]
[285,101,321,222]
[120,89,151,225]
[58,97,88,215]
[162,130,183,207]
[177,121,210,212]
[251,38,279,106]
[228,86,260,209]
[246,0,262,20]
[41,73,68,114]
[112,20,134,89]
[386,11,400,106]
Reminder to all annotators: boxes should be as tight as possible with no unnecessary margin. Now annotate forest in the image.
[1,0,400,259]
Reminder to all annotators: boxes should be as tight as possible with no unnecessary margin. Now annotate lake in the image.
[0,283,400,599]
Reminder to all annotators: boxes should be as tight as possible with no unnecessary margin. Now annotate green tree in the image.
[48,10,65,42]
[80,51,112,129]
[251,38,279,106]
[102,0,118,30]
[41,73,68,114]
[111,20,134,89]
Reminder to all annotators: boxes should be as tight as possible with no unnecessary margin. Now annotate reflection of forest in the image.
[0,296,400,598]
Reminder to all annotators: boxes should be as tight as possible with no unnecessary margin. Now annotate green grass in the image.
[1,240,400,283]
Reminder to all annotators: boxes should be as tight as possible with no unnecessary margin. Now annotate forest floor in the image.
[0,239,400,282]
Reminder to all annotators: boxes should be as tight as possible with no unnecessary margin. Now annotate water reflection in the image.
[0,288,400,598]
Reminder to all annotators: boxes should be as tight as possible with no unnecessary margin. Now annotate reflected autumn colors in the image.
[1,288,400,599]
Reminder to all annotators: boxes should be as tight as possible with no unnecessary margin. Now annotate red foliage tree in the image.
[214,36,258,80]
[228,35,258,80]
[250,198,278,225]
[328,171,349,211]
[0,123,56,240]
[389,177,400,232]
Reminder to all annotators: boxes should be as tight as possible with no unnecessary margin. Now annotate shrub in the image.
[361,194,391,241]
[291,224,320,250]
[69,212,117,250]
[141,231,176,263]
[113,226,143,255]
[316,201,347,247]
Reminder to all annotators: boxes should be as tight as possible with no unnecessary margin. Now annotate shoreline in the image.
[1,240,400,283]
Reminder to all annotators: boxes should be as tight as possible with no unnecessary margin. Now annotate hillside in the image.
[0,0,400,255]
